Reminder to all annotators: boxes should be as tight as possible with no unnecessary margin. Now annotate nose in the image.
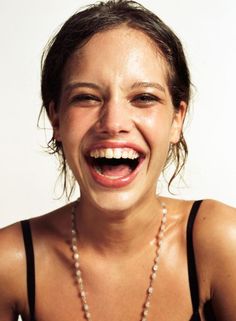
[96,99,133,136]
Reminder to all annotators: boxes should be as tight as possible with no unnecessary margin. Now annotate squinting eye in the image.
[132,94,161,106]
[70,94,102,106]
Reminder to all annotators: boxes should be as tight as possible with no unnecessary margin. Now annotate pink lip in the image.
[84,141,146,188]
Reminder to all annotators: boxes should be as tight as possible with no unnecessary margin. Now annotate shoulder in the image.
[193,199,236,252]
[193,199,236,318]
[193,199,236,264]
[0,222,27,316]
[0,222,26,287]
[0,203,71,317]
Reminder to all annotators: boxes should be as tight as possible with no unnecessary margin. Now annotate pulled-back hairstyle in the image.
[40,0,191,198]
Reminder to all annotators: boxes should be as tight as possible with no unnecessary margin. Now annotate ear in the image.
[48,101,62,142]
[170,101,187,144]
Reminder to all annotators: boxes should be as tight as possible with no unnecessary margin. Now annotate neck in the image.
[75,195,165,257]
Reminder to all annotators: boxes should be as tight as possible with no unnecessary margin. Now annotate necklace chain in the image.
[71,200,167,321]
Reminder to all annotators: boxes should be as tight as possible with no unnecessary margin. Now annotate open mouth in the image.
[86,147,144,180]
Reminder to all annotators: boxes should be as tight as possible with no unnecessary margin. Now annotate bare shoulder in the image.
[0,222,26,287]
[193,199,236,261]
[0,222,27,319]
[194,199,236,249]
[0,203,71,320]
[194,199,236,319]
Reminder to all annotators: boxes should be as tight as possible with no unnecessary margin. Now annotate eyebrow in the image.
[63,81,166,93]
[64,82,101,92]
[131,81,165,92]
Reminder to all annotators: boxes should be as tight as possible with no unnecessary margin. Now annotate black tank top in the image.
[21,200,216,321]
[187,201,216,320]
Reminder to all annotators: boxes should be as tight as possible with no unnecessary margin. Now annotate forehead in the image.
[62,26,169,87]
[83,25,157,51]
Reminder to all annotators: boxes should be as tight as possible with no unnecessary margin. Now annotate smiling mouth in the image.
[86,148,144,179]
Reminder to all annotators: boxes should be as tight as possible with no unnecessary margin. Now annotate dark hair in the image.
[40,0,191,198]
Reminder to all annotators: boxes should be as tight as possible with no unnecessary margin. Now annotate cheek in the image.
[136,109,173,146]
[59,108,97,145]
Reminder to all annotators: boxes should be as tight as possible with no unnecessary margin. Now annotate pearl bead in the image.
[152,264,158,271]
[143,309,148,316]
[159,233,164,240]
[148,287,153,294]
[145,301,150,308]
[72,245,78,252]
[73,253,79,260]
[81,291,86,298]
[162,216,167,223]
[84,304,89,311]
[85,311,91,319]
[70,198,167,321]
[76,270,81,277]
[77,277,83,284]
[162,208,167,214]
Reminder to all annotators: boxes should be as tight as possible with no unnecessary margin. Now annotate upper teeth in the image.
[89,148,139,159]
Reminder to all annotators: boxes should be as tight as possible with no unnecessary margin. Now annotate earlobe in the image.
[170,101,187,144]
[49,101,61,142]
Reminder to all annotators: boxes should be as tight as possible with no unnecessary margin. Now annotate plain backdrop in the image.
[0,0,236,228]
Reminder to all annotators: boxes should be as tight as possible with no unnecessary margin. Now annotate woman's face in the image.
[50,26,186,212]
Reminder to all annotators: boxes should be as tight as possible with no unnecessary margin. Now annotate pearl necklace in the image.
[71,200,167,321]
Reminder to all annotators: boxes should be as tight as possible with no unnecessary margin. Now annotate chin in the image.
[81,187,147,215]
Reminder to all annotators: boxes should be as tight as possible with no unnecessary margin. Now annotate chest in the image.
[21,247,203,321]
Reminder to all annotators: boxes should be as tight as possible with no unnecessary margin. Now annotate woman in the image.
[0,1,236,320]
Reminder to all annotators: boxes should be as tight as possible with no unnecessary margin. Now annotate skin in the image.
[52,26,184,215]
[1,26,236,321]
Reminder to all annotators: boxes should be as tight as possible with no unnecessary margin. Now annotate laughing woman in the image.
[1,1,236,321]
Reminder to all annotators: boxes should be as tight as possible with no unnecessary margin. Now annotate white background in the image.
[0,0,236,228]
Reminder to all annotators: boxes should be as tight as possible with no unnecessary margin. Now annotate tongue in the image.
[101,164,131,177]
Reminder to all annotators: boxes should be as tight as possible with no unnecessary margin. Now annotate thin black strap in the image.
[187,200,203,319]
[21,220,36,321]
